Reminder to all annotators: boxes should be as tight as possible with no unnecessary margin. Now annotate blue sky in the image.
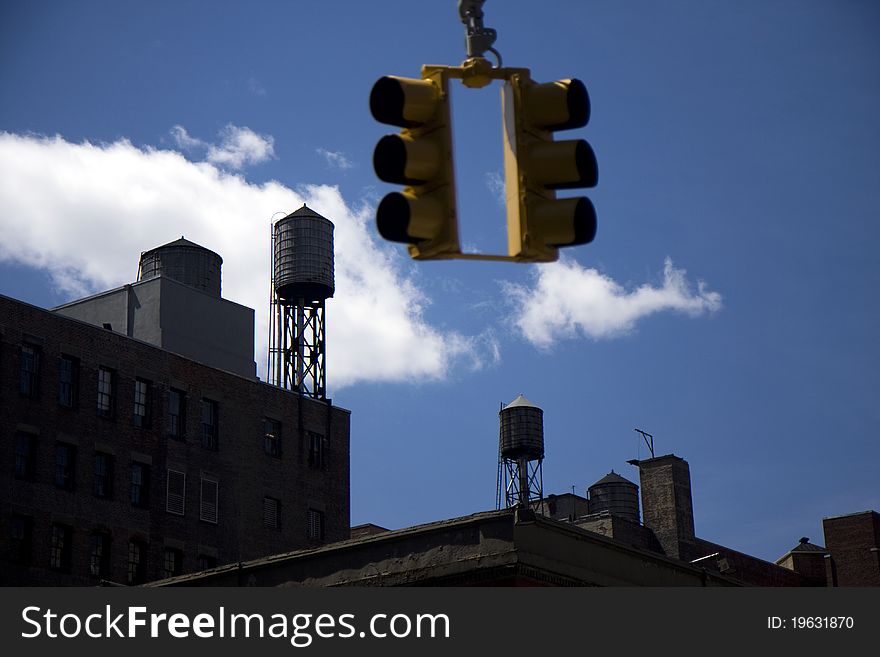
[1,0,878,562]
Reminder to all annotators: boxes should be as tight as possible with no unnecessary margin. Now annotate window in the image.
[163,547,183,578]
[89,532,111,578]
[97,367,115,417]
[127,540,147,584]
[201,399,218,450]
[58,355,79,408]
[308,432,324,469]
[166,470,186,516]
[50,524,72,572]
[263,496,280,529]
[131,462,150,508]
[263,418,281,458]
[133,378,151,428]
[14,433,36,481]
[10,514,33,565]
[93,452,114,498]
[200,477,218,524]
[19,343,40,398]
[167,388,186,439]
[197,554,217,571]
[307,508,324,541]
[54,443,76,491]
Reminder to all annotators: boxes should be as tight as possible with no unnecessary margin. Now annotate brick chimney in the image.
[822,511,880,586]
[635,454,697,562]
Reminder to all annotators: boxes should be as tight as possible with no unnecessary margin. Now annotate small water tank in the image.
[138,237,222,297]
[499,394,544,461]
[587,471,640,522]
[273,205,335,302]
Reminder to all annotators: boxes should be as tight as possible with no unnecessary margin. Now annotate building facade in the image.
[150,454,878,588]
[150,508,745,588]
[1,266,349,585]
[820,511,880,587]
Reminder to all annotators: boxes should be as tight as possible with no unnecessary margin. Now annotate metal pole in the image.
[517,456,529,508]
[296,298,305,393]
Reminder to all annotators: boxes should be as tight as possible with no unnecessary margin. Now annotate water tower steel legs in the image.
[269,297,327,400]
[497,455,544,510]
[296,298,305,391]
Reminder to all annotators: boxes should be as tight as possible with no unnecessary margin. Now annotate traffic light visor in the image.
[374,134,441,186]
[527,79,590,131]
[370,76,439,128]
[376,192,444,243]
[530,196,597,247]
[528,139,598,190]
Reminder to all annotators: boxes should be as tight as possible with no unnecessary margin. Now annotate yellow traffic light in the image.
[370,72,461,260]
[503,75,598,262]
[370,64,598,263]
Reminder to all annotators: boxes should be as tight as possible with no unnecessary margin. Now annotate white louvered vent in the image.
[166,470,186,516]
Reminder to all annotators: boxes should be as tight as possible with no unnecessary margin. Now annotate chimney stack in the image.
[634,454,697,562]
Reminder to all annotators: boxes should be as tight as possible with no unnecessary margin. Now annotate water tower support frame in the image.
[497,455,543,510]
[269,296,326,399]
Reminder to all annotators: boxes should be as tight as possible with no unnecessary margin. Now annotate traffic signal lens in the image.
[573,140,598,188]
[376,192,412,242]
[558,79,589,131]
[570,197,597,245]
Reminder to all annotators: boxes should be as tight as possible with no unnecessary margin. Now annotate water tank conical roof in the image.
[273,204,335,302]
[592,471,635,487]
[504,394,538,410]
[137,237,223,297]
[588,470,640,522]
[499,394,544,461]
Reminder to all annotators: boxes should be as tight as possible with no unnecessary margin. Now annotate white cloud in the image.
[247,77,267,97]
[207,124,275,169]
[168,124,274,171]
[169,125,204,151]
[0,131,492,389]
[316,148,354,171]
[468,329,502,369]
[502,257,722,349]
[485,170,505,206]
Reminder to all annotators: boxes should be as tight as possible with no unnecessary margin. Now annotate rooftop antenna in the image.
[634,428,655,459]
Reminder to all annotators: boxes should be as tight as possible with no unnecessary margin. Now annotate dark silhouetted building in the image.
[149,453,878,588]
[821,511,880,587]
[1,238,349,585]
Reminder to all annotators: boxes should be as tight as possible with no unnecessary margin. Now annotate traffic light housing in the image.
[370,63,598,263]
[370,71,461,259]
[502,75,598,262]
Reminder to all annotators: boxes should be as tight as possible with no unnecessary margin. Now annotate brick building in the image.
[152,452,878,588]
[0,238,350,586]
[151,508,745,587]
[543,455,878,587]
[821,511,880,587]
